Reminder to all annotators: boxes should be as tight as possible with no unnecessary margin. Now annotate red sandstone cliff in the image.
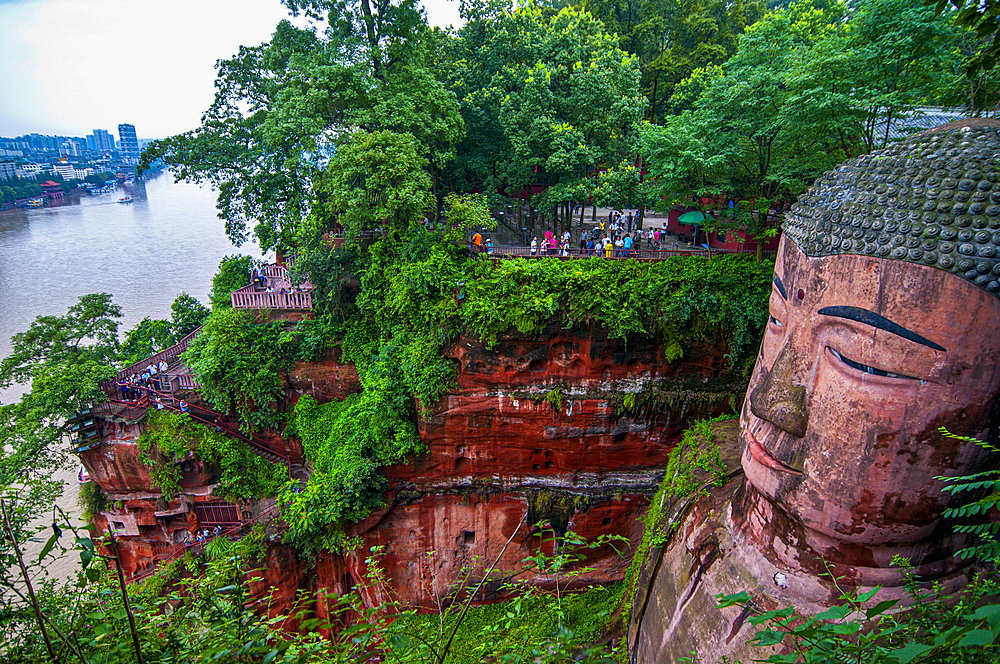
[83,326,743,613]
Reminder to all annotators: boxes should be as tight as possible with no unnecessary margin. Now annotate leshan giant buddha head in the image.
[735,120,1000,588]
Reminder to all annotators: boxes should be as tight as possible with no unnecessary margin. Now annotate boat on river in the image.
[26,198,44,209]
[118,196,133,204]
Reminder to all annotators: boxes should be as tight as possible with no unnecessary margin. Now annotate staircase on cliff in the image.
[92,320,306,477]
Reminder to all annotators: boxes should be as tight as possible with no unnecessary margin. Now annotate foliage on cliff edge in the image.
[274,222,771,547]
[138,410,286,500]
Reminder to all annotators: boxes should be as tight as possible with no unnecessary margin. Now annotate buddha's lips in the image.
[745,429,802,475]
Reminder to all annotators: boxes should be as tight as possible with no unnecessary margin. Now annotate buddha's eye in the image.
[769,315,783,327]
[828,347,917,380]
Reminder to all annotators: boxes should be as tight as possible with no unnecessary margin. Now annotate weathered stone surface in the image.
[631,123,1000,664]
[342,491,648,609]
[739,233,1000,581]
[84,325,738,614]
[81,423,216,494]
[286,347,361,405]
[447,327,727,390]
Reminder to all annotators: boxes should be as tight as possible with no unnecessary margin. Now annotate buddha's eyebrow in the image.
[818,306,946,351]
[772,274,787,300]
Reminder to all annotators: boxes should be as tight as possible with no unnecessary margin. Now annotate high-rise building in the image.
[93,128,114,151]
[86,135,98,151]
[60,139,80,157]
[118,123,139,161]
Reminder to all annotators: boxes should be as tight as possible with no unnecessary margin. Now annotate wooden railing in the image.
[230,285,313,310]
[128,503,282,584]
[92,397,152,422]
[174,374,197,390]
[100,326,203,396]
[262,264,288,279]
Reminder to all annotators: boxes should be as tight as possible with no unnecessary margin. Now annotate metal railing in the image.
[487,246,710,260]
[91,397,152,422]
[142,387,293,466]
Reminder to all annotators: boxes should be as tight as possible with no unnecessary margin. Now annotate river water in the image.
[0,171,263,581]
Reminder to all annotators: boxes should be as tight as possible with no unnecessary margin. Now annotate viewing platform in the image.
[231,263,314,312]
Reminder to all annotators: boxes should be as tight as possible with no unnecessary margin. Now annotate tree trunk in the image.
[358,0,382,79]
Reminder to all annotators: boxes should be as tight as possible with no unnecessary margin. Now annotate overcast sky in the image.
[0,0,464,139]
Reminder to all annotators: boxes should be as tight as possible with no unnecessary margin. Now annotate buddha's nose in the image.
[749,343,809,438]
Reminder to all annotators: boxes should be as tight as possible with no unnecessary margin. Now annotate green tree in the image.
[848,0,963,151]
[582,0,765,120]
[0,295,121,528]
[924,0,1000,76]
[119,317,174,367]
[144,0,460,251]
[314,130,434,242]
[182,308,298,431]
[447,6,646,229]
[640,115,725,248]
[659,0,964,203]
[170,291,210,338]
[209,254,256,310]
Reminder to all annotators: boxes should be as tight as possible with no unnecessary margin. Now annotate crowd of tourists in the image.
[528,210,672,258]
[185,526,225,548]
[116,359,170,400]
[469,209,680,258]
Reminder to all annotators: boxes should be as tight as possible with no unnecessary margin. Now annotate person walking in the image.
[472,231,483,253]
[623,233,633,257]
[604,237,613,258]
[530,236,538,256]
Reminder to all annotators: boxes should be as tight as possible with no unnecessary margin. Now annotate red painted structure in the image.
[664,207,782,255]
[40,180,64,200]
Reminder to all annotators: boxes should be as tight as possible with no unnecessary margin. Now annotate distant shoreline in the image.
[0,188,87,212]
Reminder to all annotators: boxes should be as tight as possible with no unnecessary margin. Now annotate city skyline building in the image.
[92,128,114,151]
[117,123,139,162]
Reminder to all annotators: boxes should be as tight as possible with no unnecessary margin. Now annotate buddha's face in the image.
[740,237,1000,547]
